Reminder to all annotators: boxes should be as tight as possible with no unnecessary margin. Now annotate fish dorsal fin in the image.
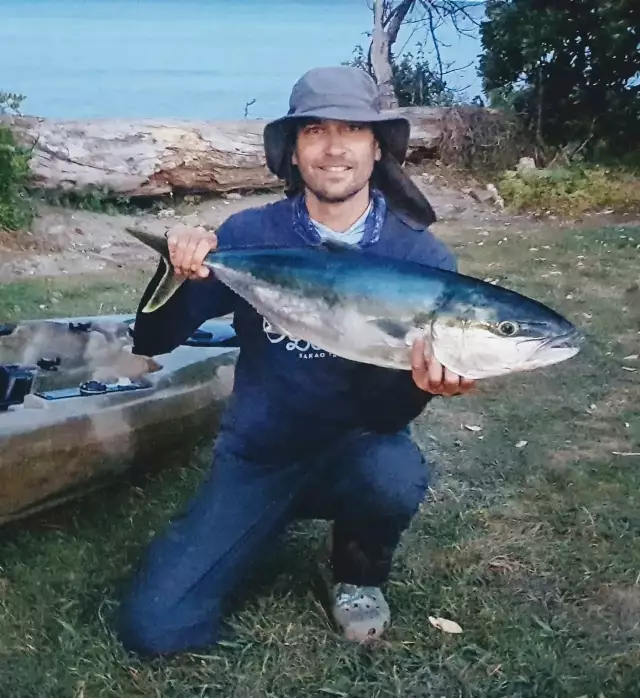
[318,239,355,253]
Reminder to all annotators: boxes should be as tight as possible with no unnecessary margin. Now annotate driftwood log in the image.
[1,107,450,198]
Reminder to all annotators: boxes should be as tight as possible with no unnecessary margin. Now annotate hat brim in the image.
[263,107,410,179]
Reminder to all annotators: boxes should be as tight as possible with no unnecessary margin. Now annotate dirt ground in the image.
[0,170,514,282]
[2,168,635,284]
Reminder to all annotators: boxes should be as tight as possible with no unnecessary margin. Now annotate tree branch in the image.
[386,0,416,44]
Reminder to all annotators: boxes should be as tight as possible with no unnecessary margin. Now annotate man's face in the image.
[292,119,381,203]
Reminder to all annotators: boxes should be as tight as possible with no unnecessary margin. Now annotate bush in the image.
[0,92,34,232]
[0,126,34,232]
[0,91,26,116]
[435,105,533,174]
[497,163,640,217]
[344,43,455,107]
[391,44,457,108]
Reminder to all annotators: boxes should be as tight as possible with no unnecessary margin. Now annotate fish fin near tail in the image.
[125,227,185,313]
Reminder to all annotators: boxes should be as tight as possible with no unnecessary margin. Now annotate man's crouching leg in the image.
[306,430,429,643]
[117,447,307,657]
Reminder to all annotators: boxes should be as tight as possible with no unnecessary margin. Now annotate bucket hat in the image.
[264,66,410,179]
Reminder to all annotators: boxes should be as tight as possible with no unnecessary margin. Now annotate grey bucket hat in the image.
[264,66,410,180]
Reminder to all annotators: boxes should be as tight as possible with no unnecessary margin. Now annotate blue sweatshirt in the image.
[132,194,457,464]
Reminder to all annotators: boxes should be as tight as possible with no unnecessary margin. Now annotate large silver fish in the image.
[127,227,583,380]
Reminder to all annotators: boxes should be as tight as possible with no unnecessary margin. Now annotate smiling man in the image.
[118,66,475,656]
[294,118,376,204]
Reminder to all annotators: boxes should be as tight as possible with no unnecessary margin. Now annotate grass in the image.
[497,165,640,218]
[1,222,639,697]
[0,270,152,322]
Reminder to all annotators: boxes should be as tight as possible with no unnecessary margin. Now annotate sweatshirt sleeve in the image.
[131,220,239,357]
[354,230,458,433]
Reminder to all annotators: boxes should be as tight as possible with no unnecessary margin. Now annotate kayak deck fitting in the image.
[0,314,239,525]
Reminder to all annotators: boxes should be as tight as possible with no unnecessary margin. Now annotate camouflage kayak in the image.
[0,314,238,525]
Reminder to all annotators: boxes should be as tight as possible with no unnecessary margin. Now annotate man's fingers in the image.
[427,353,444,387]
[442,367,463,395]
[193,239,212,277]
[410,336,478,396]
[166,223,188,250]
[460,376,476,392]
[410,338,431,389]
[411,338,453,395]
[165,225,216,280]
[411,337,425,368]
[186,228,210,272]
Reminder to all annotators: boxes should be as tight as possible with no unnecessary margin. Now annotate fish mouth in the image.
[535,328,585,353]
[549,328,584,349]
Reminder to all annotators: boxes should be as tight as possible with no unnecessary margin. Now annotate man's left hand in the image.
[411,337,476,397]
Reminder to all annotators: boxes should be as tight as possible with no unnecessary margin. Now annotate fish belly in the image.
[212,266,417,369]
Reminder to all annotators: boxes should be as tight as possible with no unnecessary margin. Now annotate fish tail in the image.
[125,227,185,313]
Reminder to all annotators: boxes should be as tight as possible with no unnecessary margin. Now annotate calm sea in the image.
[0,0,482,120]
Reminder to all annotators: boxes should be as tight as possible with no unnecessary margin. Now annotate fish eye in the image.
[498,321,519,336]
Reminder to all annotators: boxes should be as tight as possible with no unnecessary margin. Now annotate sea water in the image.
[0,0,482,120]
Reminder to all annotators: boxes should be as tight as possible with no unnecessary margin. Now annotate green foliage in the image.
[0,91,34,231]
[41,187,137,215]
[0,91,26,115]
[0,126,34,232]
[479,0,640,155]
[391,43,457,107]
[497,163,640,217]
[345,43,456,107]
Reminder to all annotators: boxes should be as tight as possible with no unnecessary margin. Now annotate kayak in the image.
[0,314,239,525]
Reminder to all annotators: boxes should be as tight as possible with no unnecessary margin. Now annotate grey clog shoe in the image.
[330,582,391,643]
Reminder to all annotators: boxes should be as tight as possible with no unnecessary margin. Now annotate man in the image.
[118,66,474,656]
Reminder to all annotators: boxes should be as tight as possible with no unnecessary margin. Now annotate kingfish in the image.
[127,227,583,380]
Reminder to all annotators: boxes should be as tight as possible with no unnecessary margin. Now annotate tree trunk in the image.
[371,0,398,109]
[369,0,416,109]
[1,107,450,198]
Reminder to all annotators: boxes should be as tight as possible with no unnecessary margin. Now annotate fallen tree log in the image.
[1,107,451,198]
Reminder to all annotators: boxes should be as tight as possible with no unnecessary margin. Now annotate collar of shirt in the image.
[292,189,387,247]
[310,200,372,246]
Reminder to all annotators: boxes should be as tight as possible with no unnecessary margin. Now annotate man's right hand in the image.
[166,224,218,279]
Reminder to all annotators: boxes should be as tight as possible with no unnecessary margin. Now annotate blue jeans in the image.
[117,429,429,656]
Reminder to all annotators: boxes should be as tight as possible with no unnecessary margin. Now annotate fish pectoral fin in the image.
[368,319,432,352]
[369,318,409,340]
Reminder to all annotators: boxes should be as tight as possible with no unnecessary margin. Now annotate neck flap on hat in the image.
[292,188,387,247]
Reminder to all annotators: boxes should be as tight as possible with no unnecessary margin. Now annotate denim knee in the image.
[355,433,429,520]
[117,586,222,657]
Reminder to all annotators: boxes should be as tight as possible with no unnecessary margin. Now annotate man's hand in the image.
[410,337,476,397]
[166,224,218,280]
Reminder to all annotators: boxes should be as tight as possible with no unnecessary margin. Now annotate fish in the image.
[126,227,583,380]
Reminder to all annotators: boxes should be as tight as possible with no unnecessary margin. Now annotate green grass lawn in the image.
[0,223,639,697]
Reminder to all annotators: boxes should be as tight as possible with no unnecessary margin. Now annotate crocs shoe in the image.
[330,582,390,643]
